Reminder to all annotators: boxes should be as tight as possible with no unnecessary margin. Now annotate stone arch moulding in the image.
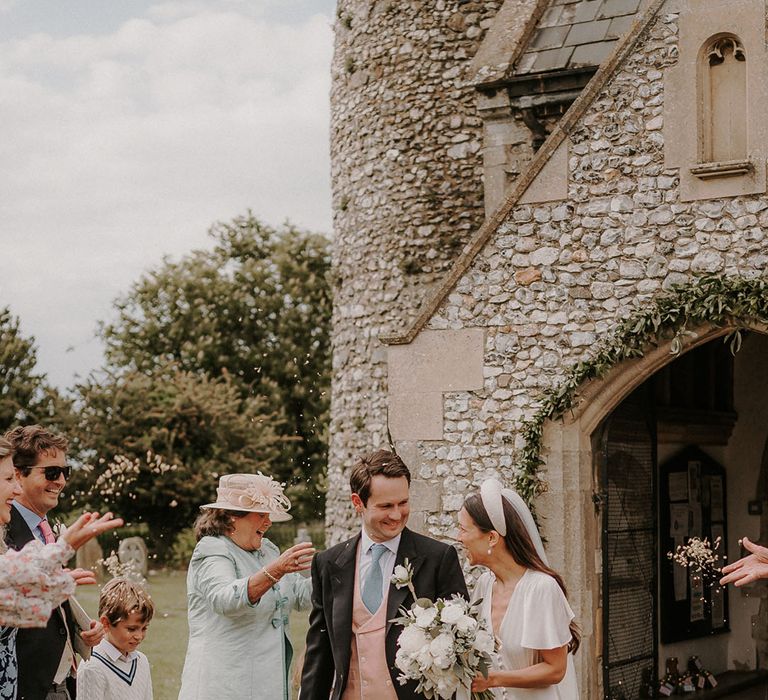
[516,274,768,505]
[559,321,767,439]
[536,320,768,516]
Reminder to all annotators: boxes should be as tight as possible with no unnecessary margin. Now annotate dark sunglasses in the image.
[30,466,71,481]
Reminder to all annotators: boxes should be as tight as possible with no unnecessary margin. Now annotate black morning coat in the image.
[299,526,469,700]
[6,505,78,700]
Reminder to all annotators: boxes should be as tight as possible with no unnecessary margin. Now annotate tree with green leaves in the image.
[96,213,332,520]
[67,365,288,557]
[0,307,72,433]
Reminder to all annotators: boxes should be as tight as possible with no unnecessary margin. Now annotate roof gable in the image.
[383,0,667,346]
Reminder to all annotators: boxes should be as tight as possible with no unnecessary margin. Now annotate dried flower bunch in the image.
[667,536,722,578]
[98,551,147,586]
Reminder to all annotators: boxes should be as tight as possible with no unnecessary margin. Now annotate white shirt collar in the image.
[360,527,401,557]
[100,638,138,663]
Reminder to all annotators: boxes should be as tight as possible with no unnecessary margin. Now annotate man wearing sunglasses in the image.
[4,424,104,700]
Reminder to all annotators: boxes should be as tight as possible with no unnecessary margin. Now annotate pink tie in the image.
[39,519,56,544]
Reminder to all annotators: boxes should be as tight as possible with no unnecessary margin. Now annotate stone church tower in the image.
[327,0,508,542]
[326,0,635,541]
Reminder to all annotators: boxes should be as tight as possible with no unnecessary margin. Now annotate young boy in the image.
[77,578,154,700]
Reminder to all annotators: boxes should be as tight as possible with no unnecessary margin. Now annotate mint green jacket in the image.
[178,535,311,700]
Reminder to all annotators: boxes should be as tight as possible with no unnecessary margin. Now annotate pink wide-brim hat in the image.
[201,473,292,522]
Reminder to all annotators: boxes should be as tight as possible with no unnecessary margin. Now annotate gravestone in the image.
[75,537,104,579]
[118,536,148,578]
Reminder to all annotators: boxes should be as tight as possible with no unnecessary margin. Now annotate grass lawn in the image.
[75,571,310,700]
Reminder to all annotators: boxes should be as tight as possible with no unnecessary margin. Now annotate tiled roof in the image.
[514,0,642,75]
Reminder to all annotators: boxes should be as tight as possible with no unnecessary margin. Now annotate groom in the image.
[300,450,468,700]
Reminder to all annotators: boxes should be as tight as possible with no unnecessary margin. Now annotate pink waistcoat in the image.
[341,547,399,700]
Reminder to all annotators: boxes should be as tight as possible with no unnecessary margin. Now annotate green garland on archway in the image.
[514,274,768,504]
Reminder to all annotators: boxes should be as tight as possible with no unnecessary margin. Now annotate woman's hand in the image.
[479,647,568,689]
[61,512,124,550]
[471,672,496,691]
[271,542,316,578]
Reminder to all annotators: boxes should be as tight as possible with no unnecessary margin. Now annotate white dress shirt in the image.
[358,529,401,600]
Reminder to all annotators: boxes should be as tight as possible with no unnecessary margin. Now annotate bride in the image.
[456,479,580,699]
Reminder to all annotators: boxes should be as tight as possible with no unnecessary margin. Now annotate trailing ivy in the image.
[514,274,768,504]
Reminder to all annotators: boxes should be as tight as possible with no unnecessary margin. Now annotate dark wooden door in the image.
[596,388,657,699]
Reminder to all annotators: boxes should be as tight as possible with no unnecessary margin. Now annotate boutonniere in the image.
[391,558,416,599]
[391,558,432,608]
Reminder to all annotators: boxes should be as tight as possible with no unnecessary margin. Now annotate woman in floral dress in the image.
[0,437,122,699]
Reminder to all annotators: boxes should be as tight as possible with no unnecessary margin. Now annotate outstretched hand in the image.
[273,541,316,577]
[720,537,768,587]
[61,512,124,551]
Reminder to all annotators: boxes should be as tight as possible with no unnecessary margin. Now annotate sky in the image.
[0,0,336,389]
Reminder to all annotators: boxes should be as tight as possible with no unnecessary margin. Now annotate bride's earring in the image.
[487,541,493,556]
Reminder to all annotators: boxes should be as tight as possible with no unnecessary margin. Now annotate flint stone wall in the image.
[392,9,768,544]
[327,0,505,544]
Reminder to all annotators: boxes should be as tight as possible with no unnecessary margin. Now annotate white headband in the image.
[479,478,549,565]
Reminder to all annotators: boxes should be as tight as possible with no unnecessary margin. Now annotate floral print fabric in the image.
[0,539,76,699]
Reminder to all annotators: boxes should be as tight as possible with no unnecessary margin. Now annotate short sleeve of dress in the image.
[519,572,574,651]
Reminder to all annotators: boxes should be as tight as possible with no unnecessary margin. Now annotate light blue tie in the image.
[362,543,388,613]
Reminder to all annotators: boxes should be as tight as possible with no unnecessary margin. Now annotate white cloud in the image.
[0,1,333,389]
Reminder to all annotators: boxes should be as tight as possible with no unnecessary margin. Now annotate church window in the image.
[692,35,750,178]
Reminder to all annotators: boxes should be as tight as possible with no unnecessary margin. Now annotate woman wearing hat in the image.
[178,473,315,700]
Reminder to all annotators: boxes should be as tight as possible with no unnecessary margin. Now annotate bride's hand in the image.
[471,672,494,691]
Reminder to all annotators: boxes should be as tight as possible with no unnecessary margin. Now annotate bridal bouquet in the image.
[391,561,496,700]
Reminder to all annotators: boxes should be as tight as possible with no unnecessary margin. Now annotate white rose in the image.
[392,564,409,582]
[395,648,420,677]
[439,602,464,625]
[474,629,495,655]
[429,632,456,669]
[436,676,459,696]
[456,614,477,633]
[398,625,429,655]
[415,647,433,671]
[414,605,437,628]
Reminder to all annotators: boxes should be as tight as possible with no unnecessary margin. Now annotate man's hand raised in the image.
[60,512,123,550]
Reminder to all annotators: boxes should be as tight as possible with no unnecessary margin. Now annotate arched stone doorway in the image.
[536,323,768,699]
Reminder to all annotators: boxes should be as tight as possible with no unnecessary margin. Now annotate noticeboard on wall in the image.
[659,446,729,643]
